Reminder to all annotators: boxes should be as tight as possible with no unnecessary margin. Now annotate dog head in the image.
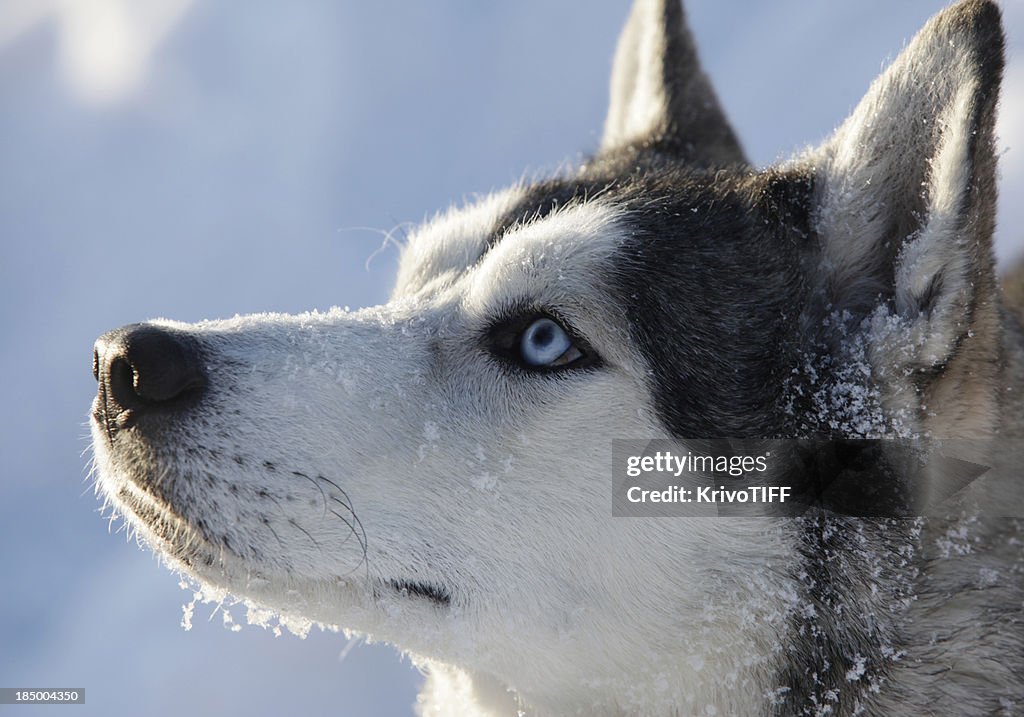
[90,0,1005,713]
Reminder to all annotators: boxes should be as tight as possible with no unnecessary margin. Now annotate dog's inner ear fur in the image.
[600,0,745,166]
[803,0,1004,373]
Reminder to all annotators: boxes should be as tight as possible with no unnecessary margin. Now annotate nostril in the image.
[92,348,99,382]
[105,357,139,413]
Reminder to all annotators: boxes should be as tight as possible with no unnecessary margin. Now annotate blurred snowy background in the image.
[0,1,1021,715]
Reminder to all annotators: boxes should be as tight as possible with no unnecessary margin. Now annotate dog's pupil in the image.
[534,324,554,347]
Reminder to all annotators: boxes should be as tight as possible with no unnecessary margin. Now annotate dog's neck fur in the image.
[999,300,1024,436]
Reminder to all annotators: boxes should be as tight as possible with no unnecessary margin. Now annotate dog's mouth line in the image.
[388,578,452,606]
[111,483,217,563]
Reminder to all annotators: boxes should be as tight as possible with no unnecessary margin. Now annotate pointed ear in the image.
[807,0,1004,375]
[600,0,745,166]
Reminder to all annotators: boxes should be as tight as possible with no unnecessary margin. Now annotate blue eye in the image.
[520,317,581,367]
[488,311,597,372]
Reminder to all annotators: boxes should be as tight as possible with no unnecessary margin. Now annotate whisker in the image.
[289,518,322,551]
[329,499,367,555]
[293,470,328,520]
[264,520,287,550]
[336,223,411,272]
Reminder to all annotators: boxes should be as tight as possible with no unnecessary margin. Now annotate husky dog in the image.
[90,0,1023,714]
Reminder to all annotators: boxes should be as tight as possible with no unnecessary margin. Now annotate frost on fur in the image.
[795,0,1005,439]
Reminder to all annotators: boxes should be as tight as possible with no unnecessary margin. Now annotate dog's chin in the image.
[91,427,517,695]
[91,420,458,635]
[96,466,364,614]
[91,445,252,589]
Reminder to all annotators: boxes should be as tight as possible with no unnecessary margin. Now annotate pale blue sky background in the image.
[1,2,1021,715]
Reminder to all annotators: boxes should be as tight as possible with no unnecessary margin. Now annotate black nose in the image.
[93,323,206,428]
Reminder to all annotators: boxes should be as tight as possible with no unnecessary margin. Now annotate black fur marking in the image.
[481,181,594,258]
[593,154,812,437]
[389,579,451,607]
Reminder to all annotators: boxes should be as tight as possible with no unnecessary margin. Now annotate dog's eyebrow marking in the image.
[480,180,595,259]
